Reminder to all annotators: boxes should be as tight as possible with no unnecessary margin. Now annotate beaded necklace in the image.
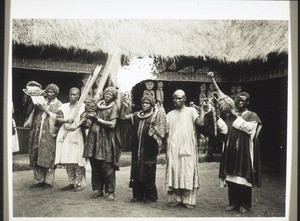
[97,100,115,110]
[137,109,153,119]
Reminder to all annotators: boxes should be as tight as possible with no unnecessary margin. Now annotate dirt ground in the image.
[12,162,286,218]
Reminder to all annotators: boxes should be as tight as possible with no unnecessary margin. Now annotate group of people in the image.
[22,78,262,213]
[23,81,122,201]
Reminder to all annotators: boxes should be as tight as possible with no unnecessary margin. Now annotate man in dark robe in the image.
[122,96,167,203]
[219,92,262,213]
[83,87,122,201]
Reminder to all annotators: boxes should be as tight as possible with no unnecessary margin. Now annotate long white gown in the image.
[166,106,200,191]
[55,103,86,167]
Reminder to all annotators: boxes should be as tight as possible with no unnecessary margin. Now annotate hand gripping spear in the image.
[62,65,102,140]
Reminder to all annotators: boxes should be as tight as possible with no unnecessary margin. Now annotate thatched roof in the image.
[12,19,288,63]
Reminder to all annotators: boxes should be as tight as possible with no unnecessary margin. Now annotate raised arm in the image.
[195,106,205,126]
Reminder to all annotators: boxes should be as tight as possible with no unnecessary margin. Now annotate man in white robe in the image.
[55,87,86,192]
[165,89,205,209]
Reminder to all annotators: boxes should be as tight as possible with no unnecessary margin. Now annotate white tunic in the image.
[166,106,200,190]
[55,103,85,167]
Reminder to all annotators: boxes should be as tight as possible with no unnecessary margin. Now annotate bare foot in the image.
[106,193,115,201]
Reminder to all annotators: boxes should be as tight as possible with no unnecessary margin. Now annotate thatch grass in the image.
[12,19,288,63]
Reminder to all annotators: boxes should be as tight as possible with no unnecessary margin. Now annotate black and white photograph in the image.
[3,0,297,220]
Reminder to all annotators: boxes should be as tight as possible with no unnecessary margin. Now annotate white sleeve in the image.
[217,118,228,134]
[232,117,258,139]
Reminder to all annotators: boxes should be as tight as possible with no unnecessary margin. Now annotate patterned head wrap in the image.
[45,83,60,94]
[103,87,118,101]
[141,96,155,107]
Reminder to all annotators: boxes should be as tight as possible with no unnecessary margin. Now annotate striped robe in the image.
[34,98,62,169]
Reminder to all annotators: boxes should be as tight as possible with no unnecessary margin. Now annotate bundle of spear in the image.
[62,65,102,140]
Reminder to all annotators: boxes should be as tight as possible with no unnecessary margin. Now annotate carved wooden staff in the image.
[207,71,235,112]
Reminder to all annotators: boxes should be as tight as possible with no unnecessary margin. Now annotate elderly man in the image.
[83,87,122,201]
[219,91,262,213]
[26,83,62,188]
[165,89,205,209]
[55,87,86,192]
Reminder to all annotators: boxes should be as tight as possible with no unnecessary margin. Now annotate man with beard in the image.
[219,92,262,213]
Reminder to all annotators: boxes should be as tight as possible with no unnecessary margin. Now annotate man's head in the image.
[173,89,186,109]
[69,87,80,104]
[45,83,59,100]
[103,87,118,103]
[141,96,155,112]
[235,92,250,111]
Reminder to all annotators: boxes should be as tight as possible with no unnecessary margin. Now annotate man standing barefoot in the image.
[165,89,204,209]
